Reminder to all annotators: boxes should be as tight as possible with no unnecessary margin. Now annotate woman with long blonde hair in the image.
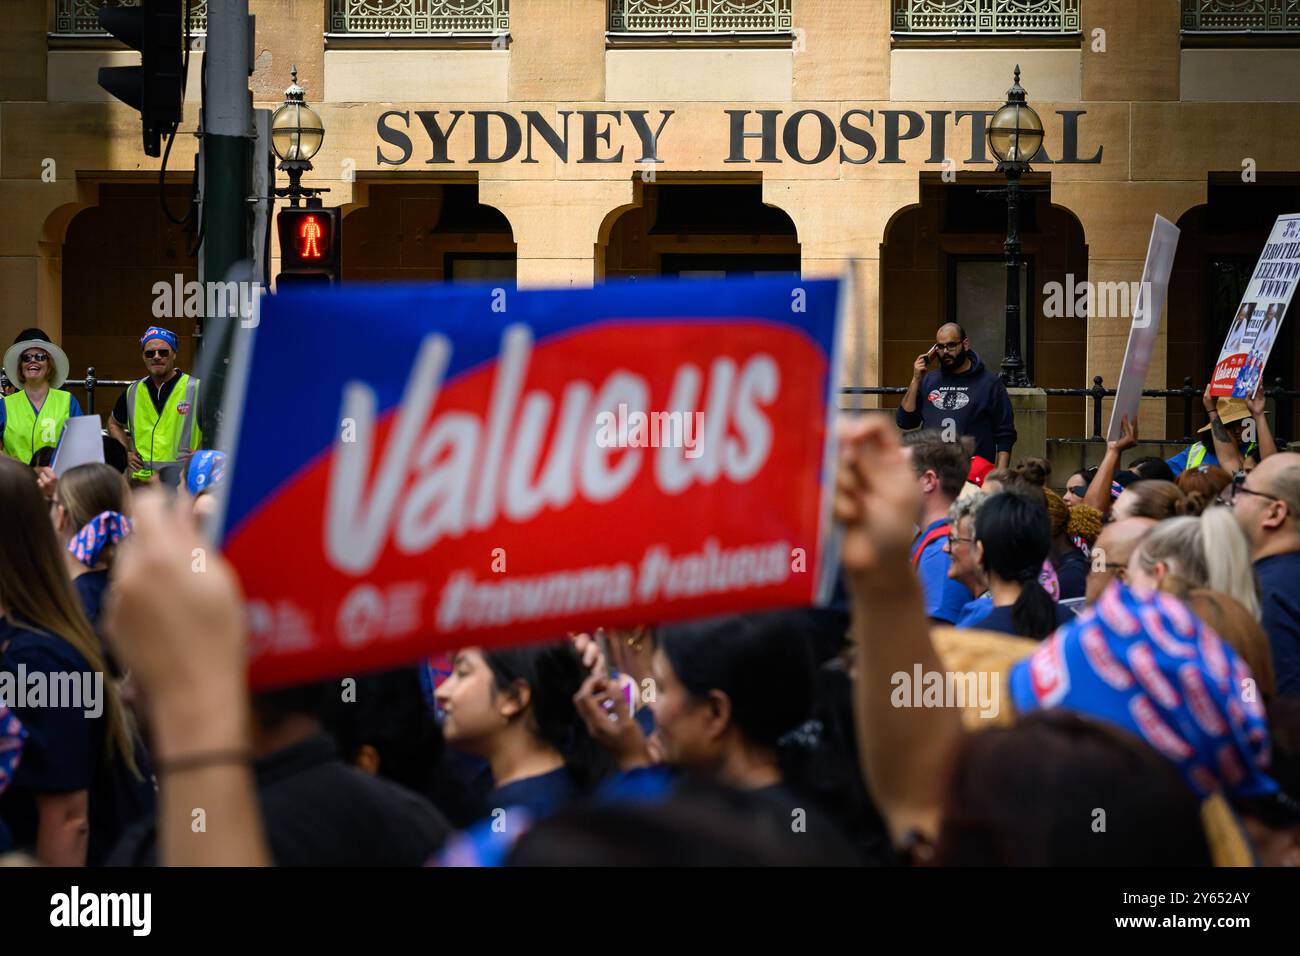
[0,457,151,865]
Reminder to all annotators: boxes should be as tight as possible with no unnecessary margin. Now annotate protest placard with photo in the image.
[1209,213,1300,397]
[216,277,845,689]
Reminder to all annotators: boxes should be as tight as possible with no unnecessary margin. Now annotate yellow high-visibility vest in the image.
[126,373,202,480]
[2,388,71,464]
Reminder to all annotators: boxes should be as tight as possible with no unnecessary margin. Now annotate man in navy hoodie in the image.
[897,323,1017,470]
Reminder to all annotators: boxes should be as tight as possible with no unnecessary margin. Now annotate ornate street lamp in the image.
[270,67,326,207]
[986,66,1044,388]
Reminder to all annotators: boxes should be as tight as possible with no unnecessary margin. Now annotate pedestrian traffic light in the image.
[97,0,185,158]
[276,206,341,287]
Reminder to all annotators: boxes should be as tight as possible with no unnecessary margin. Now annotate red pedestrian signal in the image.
[277,206,340,287]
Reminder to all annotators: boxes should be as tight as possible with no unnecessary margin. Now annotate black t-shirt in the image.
[111,372,190,425]
[109,735,451,866]
[0,617,154,865]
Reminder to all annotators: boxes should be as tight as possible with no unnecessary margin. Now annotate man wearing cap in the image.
[1,328,82,464]
[1165,393,1261,478]
[107,326,202,482]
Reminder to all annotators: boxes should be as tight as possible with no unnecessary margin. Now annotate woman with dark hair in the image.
[435,641,604,821]
[571,610,856,855]
[649,612,816,795]
[958,491,1073,640]
[0,457,151,865]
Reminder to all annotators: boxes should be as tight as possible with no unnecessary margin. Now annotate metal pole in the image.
[1001,166,1029,387]
[199,0,251,446]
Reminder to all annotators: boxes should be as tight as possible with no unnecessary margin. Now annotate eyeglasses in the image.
[935,342,964,353]
[143,348,172,359]
[1226,476,1281,509]
[1067,485,1088,498]
[946,533,972,546]
[20,352,49,363]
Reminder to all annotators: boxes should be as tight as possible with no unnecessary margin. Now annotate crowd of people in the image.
[2,321,1300,868]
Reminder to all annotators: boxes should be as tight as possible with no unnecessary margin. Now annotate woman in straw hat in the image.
[1,328,81,465]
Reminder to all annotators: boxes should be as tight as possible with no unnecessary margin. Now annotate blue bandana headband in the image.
[1009,580,1276,800]
[68,511,132,568]
[140,326,178,352]
[0,705,26,796]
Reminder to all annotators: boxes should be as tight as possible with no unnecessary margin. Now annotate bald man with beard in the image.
[898,322,1017,470]
[1085,516,1156,604]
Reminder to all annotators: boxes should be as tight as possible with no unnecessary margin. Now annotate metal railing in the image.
[842,375,1300,447]
[609,0,792,34]
[328,0,509,35]
[53,0,207,35]
[892,0,1080,34]
[11,367,1295,447]
[1181,0,1300,33]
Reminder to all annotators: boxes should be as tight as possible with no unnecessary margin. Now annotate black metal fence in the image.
[841,375,1300,447]
[7,366,1298,448]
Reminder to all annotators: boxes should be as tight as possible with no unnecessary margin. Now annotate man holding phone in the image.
[897,323,1016,471]
[108,326,203,484]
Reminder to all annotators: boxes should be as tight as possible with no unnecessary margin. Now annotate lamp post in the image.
[986,66,1044,388]
[270,67,326,207]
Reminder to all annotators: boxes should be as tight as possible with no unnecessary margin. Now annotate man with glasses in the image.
[1228,454,1300,694]
[897,323,1017,471]
[108,326,203,483]
[1084,516,1154,604]
[902,429,974,624]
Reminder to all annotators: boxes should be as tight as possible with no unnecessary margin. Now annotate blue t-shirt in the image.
[1256,552,1300,696]
[73,569,111,632]
[487,766,578,821]
[0,391,84,454]
[956,595,992,628]
[1165,441,1254,478]
[912,519,974,624]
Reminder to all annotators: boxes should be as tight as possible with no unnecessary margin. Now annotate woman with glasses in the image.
[0,328,82,465]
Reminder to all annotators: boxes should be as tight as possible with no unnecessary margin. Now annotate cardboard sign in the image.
[51,415,105,476]
[1210,213,1300,398]
[1106,215,1180,441]
[216,277,845,689]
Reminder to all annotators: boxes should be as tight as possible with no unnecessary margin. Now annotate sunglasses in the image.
[1067,484,1088,498]
[20,352,50,363]
[143,348,172,359]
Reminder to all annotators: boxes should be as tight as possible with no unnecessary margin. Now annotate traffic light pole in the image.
[198,0,251,446]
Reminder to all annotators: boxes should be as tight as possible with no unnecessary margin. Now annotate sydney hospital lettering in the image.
[375,108,1103,167]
